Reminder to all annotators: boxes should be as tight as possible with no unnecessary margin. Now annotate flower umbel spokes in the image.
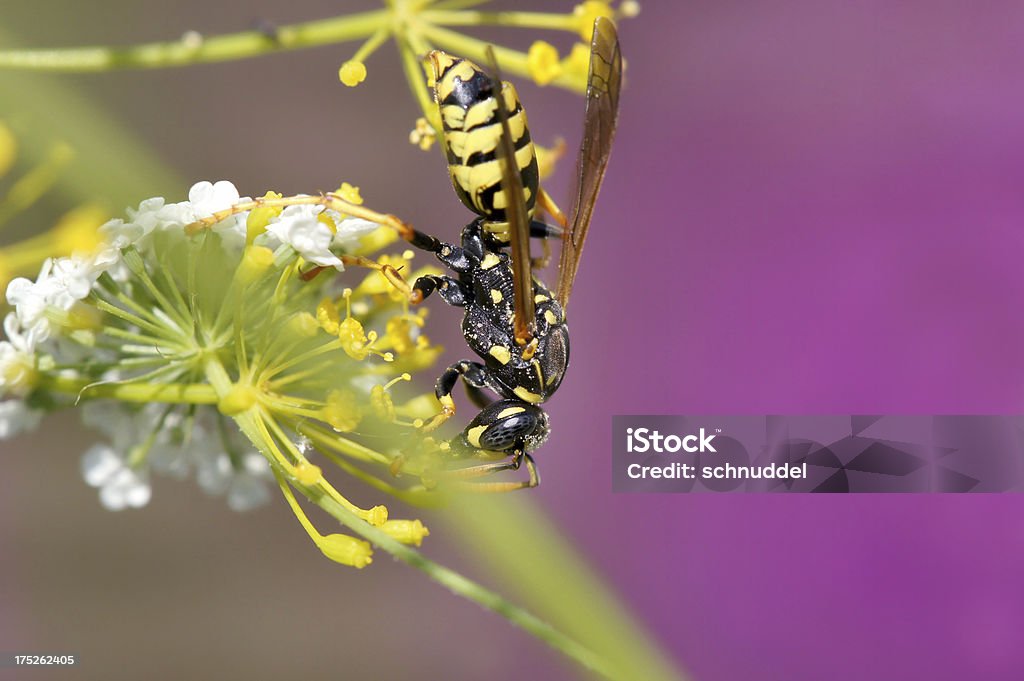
[1,180,451,567]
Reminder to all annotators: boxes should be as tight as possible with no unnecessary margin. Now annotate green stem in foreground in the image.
[313,486,620,680]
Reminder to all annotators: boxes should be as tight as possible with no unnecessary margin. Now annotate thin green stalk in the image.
[314,487,622,681]
[41,374,219,404]
[0,11,389,71]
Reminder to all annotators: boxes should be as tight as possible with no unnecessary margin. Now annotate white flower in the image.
[0,400,43,439]
[0,314,38,399]
[80,444,152,511]
[196,449,272,511]
[5,248,119,342]
[188,180,240,217]
[105,181,249,254]
[332,217,381,250]
[48,247,120,302]
[265,204,344,269]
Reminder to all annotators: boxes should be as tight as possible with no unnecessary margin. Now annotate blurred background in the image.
[3,1,1024,679]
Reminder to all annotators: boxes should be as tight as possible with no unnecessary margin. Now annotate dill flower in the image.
[0,180,445,567]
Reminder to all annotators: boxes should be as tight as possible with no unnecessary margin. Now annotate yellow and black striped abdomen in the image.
[430,52,540,224]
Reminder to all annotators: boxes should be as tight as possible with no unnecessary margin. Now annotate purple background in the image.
[4,1,1024,679]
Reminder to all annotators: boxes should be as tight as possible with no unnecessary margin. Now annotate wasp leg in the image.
[298,255,414,298]
[186,192,409,238]
[537,188,568,228]
[412,275,469,306]
[442,452,540,492]
[420,360,497,433]
[184,191,465,276]
[529,220,563,269]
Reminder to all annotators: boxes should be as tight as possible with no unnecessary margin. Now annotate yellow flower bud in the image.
[319,533,373,568]
[294,461,323,486]
[527,41,562,86]
[339,60,367,87]
[363,504,388,526]
[246,191,283,244]
[381,519,430,547]
[237,245,276,284]
[573,1,615,40]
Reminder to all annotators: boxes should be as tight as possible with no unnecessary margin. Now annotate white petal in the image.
[227,474,271,511]
[332,218,380,249]
[0,401,43,439]
[81,444,122,487]
[196,453,232,495]
[99,467,151,511]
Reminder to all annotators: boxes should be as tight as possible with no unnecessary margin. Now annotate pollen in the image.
[339,60,368,87]
[316,297,342,335]
[336,182,363,205]
[527,41,562,86]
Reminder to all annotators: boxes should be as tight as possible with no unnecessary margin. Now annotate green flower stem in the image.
[309,487,622,681]
[445,495,690,681]
[41,374,219,404]
[0,10,388,71]
[200,353,618,680]
[422,9,575,31]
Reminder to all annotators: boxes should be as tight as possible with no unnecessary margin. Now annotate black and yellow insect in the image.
[397,17,623,490]
[185,18,622,491]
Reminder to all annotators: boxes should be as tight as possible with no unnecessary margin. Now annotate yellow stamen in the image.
[573,1,615,40]
[322,389,363,432]
[526,41,562,86]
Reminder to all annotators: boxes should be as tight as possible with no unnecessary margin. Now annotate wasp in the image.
[185,18,621,491]
[392,17,623,491]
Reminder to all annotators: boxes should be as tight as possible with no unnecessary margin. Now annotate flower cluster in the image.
[1,180,445,567]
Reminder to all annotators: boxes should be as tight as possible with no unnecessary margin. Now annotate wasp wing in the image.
[486,46,536,344]
[556,16,623,311]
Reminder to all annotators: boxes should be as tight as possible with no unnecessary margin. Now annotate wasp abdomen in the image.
[430,52,540,222]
